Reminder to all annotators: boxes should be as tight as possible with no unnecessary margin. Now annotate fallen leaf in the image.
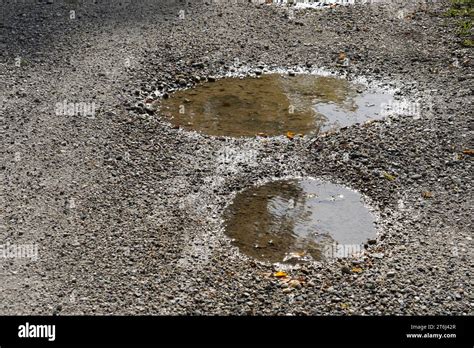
[273,271,288,278]
[383,172,396,181]
[340,303,349,309]
[462,149,474,156]
[286,131,295,140]
[351,267,363,273]
[338,52,346,61]
[421,191,433,199]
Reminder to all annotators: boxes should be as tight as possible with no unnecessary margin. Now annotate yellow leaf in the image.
[351,267,363,273]
[340,303,349,309]
[286,131,295,140]
[383,172,396,181]
[273,271,288,278]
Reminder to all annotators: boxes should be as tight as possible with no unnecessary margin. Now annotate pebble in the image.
[341,266,351,275]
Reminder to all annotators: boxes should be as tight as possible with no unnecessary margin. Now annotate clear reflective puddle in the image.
[224,178,376,263]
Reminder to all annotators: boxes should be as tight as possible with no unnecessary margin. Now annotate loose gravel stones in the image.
[0,0,472,315]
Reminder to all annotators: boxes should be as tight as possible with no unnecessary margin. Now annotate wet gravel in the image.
[1,0,472,315]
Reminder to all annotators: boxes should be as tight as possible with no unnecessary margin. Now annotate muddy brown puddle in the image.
[160,73,393,137]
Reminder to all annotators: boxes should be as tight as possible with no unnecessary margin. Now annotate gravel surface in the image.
[1,0,472,315]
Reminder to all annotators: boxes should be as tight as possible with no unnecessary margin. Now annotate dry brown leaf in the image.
[462,149,474,156]
[422,191,433,199]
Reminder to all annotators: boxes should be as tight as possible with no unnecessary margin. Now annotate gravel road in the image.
[1,0,472,315]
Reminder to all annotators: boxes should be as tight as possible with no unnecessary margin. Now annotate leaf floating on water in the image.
[273,271,288,278]
[421,191,433,199]
[286,131,295,140]
[462,149,474,156]
[351,267,363,273]
[383,172,396,181]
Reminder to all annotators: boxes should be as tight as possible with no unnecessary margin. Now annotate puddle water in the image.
[160,74,392,137]
[224,178,376,263]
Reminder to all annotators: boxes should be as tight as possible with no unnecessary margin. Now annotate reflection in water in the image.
[160,74,393,137]
[224,179,376,263]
